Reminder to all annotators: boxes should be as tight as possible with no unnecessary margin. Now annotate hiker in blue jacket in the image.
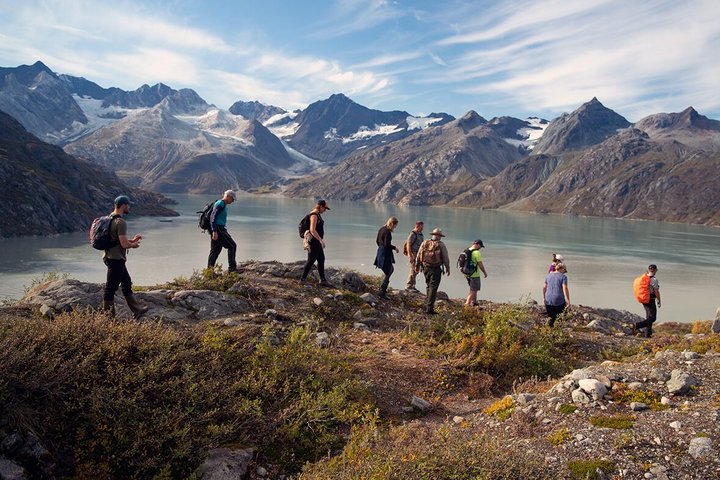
[208,190,237,272]
[374,216,399,299]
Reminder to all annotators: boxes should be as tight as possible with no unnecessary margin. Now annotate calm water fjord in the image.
[1,194,718,323]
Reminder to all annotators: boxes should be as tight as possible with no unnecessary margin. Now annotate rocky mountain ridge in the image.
[284,110,525,205]
[288,98,720,226]
[0,110,177,238]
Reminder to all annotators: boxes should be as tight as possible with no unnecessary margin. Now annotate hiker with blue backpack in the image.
[207,190,237,273]
[96,195,148,319]
[460,239,488,307]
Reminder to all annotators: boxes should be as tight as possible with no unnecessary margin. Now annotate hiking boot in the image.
[124,293,149,319]
[319,280,335,288]
[379,293,389,300]
[405,287,419,293]
[425,309,437,315]
[102,299,115,317]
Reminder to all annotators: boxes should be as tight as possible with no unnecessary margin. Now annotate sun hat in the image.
[430,228,445,237]
[224,190,237,200]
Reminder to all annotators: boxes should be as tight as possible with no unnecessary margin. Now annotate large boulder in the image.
[198,448,254,480]
[712,307,720,334]
[19,279,251,321]
[666,369,699,395]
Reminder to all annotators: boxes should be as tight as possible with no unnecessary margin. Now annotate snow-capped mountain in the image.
[232,93,455,163]
[64,95,298,194]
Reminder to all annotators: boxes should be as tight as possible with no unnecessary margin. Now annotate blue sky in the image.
[1,0,718,121]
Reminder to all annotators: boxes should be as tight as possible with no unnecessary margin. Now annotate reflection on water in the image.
[1,194,718,323]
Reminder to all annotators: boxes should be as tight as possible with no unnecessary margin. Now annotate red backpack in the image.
[633,274,651,304]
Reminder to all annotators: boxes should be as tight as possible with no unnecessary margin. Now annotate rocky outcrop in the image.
[18,262,368,322]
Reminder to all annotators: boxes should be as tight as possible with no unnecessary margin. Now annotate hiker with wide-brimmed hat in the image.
[415,228,450,314]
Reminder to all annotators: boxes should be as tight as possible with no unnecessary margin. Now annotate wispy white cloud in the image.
[308,0,406,39]
[1,0,719,120]
[428,0,720,119]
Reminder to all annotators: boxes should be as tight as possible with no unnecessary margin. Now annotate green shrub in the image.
[406,305,571,387]
[611,383,668,410]
[589,414,635,429]
[558,403,577,414]
[547,427,571,446]
[162,266,239,291]
[0,312,372,477]
[483,396,515,421]
[299,422,548,479]
[567,459,615,479]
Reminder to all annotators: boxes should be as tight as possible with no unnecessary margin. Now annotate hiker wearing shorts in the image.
[404,221,424,292]
[102,195,149,319]
[634,264,661,337]
[464,239,488,307]
[208,190,237,272]
[300,200,334,287]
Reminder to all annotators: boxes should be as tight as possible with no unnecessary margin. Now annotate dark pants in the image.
[423,265,442,312]
[302,239,326,281]
[208,227,237,271]
[636,298,657,337]
[380,264,394,296]
[545,303,566,327]
[104,258,132,301]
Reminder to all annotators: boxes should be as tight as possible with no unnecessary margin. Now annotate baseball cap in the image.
[473,239,484,247]
[317,199,331,210]
[114,195,131,206]
[224,190,237,200]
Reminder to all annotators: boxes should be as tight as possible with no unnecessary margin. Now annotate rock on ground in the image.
[198,448,254,480]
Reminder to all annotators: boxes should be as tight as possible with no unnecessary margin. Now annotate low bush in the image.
[547,427,571,446]
[299,422,548,479]
[483,395,515,421]
[558,403,578,415]
[589,414,635,429]
[0,312,372,477]
[567,459,615,479]
[162,266,239,291]
[406,305,571,388]
[611,383,668,410]
[691,320,712,334]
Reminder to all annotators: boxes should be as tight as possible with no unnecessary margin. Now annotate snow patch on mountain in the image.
[504,117,549,151]
[277,142,324,178]
[406,115,443,130]
[176,109,254,146]
[63,94,145,143]
[269,122,301,138]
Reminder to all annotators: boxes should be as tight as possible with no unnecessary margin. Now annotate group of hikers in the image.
[95,193,662,337]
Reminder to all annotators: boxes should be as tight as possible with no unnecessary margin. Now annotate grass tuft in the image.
[589,414,635,429]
